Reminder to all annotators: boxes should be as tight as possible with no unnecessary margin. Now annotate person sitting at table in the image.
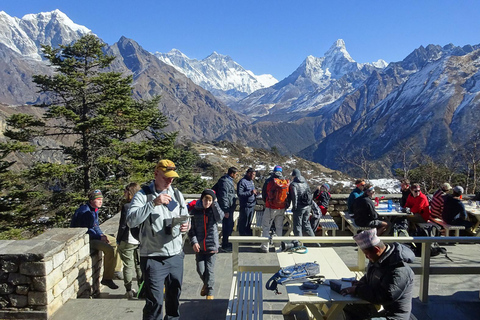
[347,179,366,218]
[341,228,415,320]
[353,184,390,236]
[405,183,430,230]
[430,182,451,220]
[442,186,475,236]
[399,179,411,208]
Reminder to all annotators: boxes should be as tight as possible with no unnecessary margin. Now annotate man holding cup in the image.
[127,159,189,320]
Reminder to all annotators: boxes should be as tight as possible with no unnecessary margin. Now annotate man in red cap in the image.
[127,159,190,320]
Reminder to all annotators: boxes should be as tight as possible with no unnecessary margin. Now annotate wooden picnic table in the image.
[276,248,367,319]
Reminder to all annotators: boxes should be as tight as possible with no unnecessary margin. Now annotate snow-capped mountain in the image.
[155,49,277,105]
[231,39,388,119]
[0,10,91,61]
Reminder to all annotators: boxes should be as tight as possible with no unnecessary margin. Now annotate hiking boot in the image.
[101,279,119,290]
[220,247,232,253]
[126,290,137,300]
[206,295,214,300]
[200,284,207,296]
[114,271,124,280]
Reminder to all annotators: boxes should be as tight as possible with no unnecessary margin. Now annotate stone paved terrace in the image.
[49,239,480,320]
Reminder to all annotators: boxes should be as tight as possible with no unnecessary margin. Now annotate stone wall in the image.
[0,214,120,319]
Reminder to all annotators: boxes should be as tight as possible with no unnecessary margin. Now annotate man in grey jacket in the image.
[289,169,315,237]
[215,167,238,252]
[127,159,190,320]
[341,229,415,320]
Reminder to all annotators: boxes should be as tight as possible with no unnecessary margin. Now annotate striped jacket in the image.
[430,188,446,220]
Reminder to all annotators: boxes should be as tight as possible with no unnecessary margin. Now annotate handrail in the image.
[229,235,480,303]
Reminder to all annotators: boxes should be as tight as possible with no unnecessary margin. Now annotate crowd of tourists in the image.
[69,161,479,320]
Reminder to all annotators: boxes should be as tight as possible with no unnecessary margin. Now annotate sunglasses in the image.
[412,189,421,192]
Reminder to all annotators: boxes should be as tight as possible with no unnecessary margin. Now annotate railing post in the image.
[419,242,431,303]
[232,241,239,274]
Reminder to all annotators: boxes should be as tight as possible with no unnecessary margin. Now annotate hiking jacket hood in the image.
[355,242,415,320]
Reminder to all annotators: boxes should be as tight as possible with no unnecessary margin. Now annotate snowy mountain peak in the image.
[155,48,278,103]
[0,10,91,60]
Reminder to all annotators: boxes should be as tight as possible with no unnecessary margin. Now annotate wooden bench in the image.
[339,211,370,234]
[226,271,263,320]
[318,214,339,236]
[430,218,465,237]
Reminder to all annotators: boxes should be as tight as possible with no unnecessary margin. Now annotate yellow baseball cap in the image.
[155,159,179,178]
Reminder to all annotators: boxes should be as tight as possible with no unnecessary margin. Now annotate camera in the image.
[281,240,301,251]
[164,218,173,235]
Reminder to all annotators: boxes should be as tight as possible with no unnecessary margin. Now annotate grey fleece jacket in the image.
[289,170,311,210]
[126,182,188,257]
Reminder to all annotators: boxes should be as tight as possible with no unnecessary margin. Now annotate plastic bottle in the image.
[387,199,393,212]
[374,197,379,206]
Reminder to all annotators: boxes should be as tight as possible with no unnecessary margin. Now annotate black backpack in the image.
[130,185,181,241]
[410,224,452,261]
[299,186,313,206]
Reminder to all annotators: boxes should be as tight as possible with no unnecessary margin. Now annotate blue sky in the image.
[3,0,480,80]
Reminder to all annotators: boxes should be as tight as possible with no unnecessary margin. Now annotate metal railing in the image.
[229,235,480,303]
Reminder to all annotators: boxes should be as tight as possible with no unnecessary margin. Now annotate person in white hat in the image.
[341,229,415,320]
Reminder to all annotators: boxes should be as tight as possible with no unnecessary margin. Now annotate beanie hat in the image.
[322,183,330,192]
[201,189,216,201]
[453,186,464,195]
[273,165,282,172]
[353,229,380,250]
[88,189,103,200]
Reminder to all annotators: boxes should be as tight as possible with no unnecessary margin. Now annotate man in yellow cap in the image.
[127,159,190,320]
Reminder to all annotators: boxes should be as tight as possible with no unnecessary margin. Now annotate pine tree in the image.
[1,35,205,236]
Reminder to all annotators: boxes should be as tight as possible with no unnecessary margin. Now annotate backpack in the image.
[410,224,452,261]
[392,218,409,237]
[299,187,313,206]
[265,262,320,294]
[130,185,181,241]
[268,178,289,208]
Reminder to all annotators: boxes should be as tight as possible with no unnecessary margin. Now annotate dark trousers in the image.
[343,303,387,320]
[221,209,234,248]
[140,252,184,320]
[238,205,254,236]
[195,252,216,296]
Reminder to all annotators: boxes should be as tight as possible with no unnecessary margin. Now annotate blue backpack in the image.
[265,262,320,294]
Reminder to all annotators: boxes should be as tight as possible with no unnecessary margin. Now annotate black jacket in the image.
[188,200,224,252]
[355,242,415,320]
[353,194,379,227]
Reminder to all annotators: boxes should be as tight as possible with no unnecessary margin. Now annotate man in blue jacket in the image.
[237,168,257,236]
[215,167,238,252]
[71,189,120,289]
[347,179,366,217]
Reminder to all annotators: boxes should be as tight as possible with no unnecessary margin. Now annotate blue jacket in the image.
[347,187,364,215]
[237,176,256,207]
[70,203,103,240]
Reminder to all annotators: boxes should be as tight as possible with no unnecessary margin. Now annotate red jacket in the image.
[405,192,430,221]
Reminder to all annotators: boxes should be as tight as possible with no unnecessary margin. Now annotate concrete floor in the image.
[51,242,480,320]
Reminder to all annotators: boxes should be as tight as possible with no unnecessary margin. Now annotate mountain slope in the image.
[155,49,277,105]
[231,39,387,119]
